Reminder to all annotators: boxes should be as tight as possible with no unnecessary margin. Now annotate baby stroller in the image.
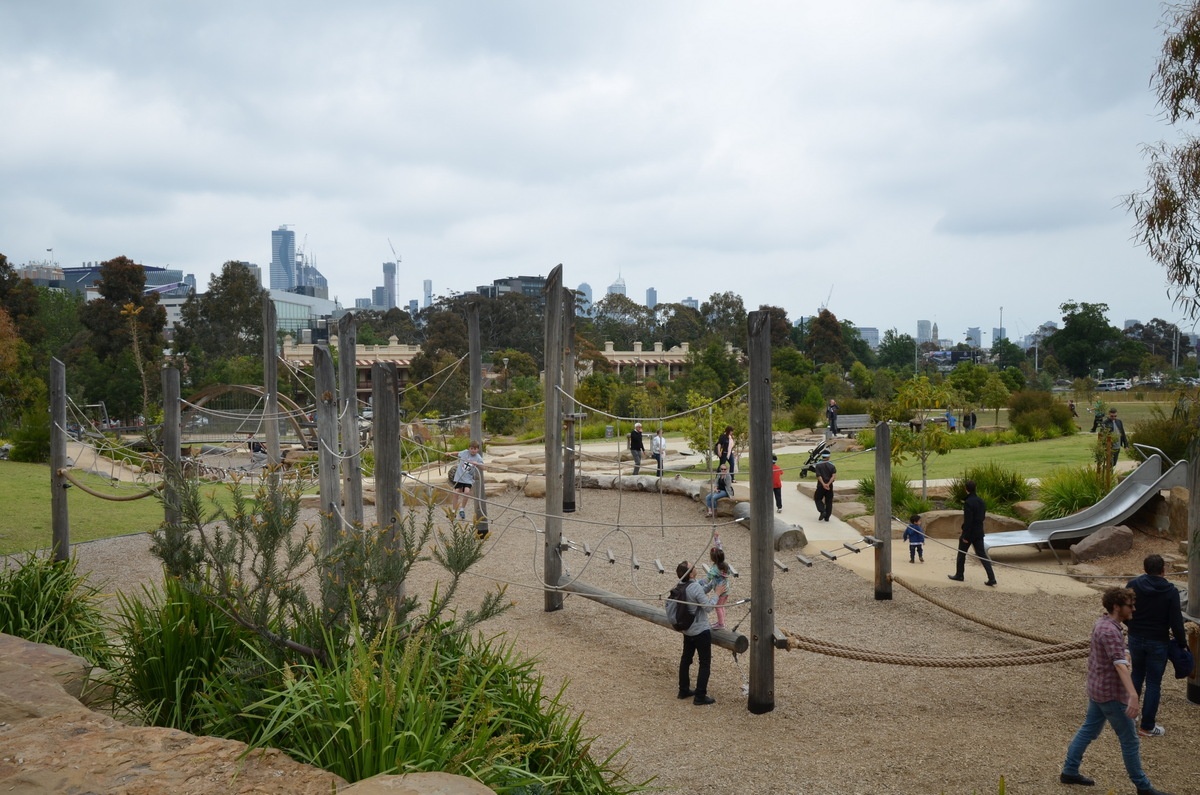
[798,439,831,478]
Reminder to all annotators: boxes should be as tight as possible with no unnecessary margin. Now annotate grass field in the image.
[0,461,241,556]
[764,432,1107,484]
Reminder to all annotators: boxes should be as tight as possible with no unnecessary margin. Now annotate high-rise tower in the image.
[270,226,296,290]
[423,279,433,308]
[383,262,397,310]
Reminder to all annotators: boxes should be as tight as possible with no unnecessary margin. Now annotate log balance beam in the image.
[556,576,750,654]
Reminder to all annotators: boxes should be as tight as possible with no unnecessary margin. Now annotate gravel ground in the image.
[68,487,1197,795]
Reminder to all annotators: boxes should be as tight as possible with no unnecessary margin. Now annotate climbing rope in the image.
[59,469,164,501]
[777,628,1088,668]
[889,573,1070,645]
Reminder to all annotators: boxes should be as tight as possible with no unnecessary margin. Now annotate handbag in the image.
[1167,637,1194,679]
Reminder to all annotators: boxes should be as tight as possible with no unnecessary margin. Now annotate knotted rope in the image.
[889,573,1069,645]
[59,469,163,501]
[778,629,1089,668]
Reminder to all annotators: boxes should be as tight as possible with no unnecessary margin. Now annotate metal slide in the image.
[982,454,1189,561]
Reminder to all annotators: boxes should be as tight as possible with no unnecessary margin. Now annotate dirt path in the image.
[67,484,1196,795]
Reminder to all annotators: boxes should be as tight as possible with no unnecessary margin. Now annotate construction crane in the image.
[388,238,401,264]
[820,285,834,311]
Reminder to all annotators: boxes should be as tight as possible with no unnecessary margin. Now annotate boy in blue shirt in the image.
[903,514,925,563]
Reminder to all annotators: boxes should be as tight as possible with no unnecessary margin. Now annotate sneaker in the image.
[1059,772,1095,786]
[777,507,782,513]
[677,689,694,700]
[693,694,716,706]
[1138,725,1165,738]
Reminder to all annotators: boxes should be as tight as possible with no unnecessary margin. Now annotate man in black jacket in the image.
[1125,554,1187,738]
[947,479,996,586]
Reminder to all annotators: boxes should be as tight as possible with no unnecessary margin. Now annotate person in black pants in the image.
[675,560,724,706]
[813,449,836,522]
[948,479,996,586]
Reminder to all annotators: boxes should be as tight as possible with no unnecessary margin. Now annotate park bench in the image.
[831,414,872,437]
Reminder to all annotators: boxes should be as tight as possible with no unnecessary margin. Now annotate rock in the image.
[831,501,868,520]
[920,510,1025,539]
[523,477,546,498]
[0,634,345,795]
[344,772,496,794]
[1012,500,1043,521]
[1070,525,1134,563]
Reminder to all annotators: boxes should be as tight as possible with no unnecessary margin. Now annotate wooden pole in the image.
[337,313,364,529]
[557,577,749,654]
[874,420,893,600]
[263,296,280,466]
[467,301,482,445]
[161,366,181,527]
[49,358,69,562]
[746,311,775,714]
[372,362,404,609]
[314,345,341,556]
[1187,451,1200,703]
[543,265,565,612]
[562,290,578,512]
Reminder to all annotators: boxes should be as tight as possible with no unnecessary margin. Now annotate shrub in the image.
[1008,391,1073,438]
[837,397,870,416]
[791,403,819,430]
[0,553,111,667]
[855,428,875,449]
[857,473,921,516]
[949,463,1031,517]
[1033,466,1110,521]
[1130,394,1200,464]
[109,577,248,732]
[199,614,645,792]
[8,407,51,463]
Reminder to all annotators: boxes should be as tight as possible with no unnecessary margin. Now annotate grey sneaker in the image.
[1138,724,1165,738]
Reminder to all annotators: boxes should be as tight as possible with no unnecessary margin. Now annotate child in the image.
[451,440,485,521]
[903,514,925,563]
[706,538,732,629]
[771,455,784,513]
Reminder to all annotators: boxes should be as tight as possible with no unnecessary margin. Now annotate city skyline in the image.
[0,2,1188,338]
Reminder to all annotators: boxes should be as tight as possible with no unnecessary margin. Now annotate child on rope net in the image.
[903,514,926,563]
[705,536,732,629]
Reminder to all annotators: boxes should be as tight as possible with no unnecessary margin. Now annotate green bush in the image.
[199,614,645,793]
[948,463,1031,517]
[109,577,248,733]
[855,428,875,449]
[1033,466,1110,521]
[791,403,819,430]
[9,407,51,463]
[1008,391,1073,438]
[0,553,111,667]
[857,473,924,516]
[1130,395,1200,464]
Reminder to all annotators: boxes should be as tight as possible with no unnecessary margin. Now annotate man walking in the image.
[1060,587,1172,795]
[813,449,836,522]
[629,422,645,475]
[1101,407,1129,467]
[1125,554,1187,739]
[947,479,996,586]
[650,427,666,477]
[673,560,725,706]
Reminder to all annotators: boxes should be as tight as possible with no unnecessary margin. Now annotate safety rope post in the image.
[337,313,365,529]
[873,420,893,600]
[542,265,565,612]
[1188,452,1200,704]
[313,345,341,557]
[49,358,70,561]
[467,300,483,446]
[746,310,775,714]
[562,293,578,513]
[162,365,181,526]
[263,296,281,467]
[373,361,405,612]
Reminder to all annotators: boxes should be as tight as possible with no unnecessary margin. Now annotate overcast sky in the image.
[0,1,1188,345]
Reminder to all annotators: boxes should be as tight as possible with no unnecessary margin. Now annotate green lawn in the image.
[766,432,1104,484]
[0,461,241,555]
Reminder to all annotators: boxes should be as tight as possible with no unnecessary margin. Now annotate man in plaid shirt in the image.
[1060,588,1171,795]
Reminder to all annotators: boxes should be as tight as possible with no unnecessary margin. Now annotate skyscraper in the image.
[423,279,432,308]
[270,226,296,290]
[916,320,931,345]
[966,327,982,348]
[681,296,699,310]
[992,327,1007,347]
[646,287,657,309]
[382,262,397,310]
[408,299,419,316]
[577,282,593,316]
[607,276,626,296]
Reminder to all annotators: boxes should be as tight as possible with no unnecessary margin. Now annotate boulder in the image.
[1012,500,1043,521]
[523,476,546,498]
[1070,525,1134,563]
[920,510,1025,539]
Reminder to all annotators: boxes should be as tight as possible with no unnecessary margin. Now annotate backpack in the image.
[666,582,695,632]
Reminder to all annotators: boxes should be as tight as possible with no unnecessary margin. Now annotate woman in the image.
[704,465,731,518]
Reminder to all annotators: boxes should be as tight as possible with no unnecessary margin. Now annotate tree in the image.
[758,304,795,349]
[991,337,1027,370]
[700,291,747,345]
[841,320,875,368]
[78,256,167,365]
[173,261,268,388]
[1044,302,1121,378]
[876,329,917,371]
[892,376,955,498]
[586,292,652,351]
[979,372,1012,426]
[654,302,705,349]
[808,309,850,368]
[1127,2,1200,315]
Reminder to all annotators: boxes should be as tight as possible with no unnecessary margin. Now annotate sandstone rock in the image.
[831,501,867,520]
[523,477,546,498]
[1012,500,1043,521]
[1070,525,1133,563]
[920,510,1025,539]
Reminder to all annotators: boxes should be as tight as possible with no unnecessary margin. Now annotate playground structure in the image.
[42,269,1200,712]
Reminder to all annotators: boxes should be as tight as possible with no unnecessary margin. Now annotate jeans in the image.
[705,490,729,512]
[679,629,712,696]
[652,452,663,477]
[1063,699,1151,790]
[1128,635,1170,730]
